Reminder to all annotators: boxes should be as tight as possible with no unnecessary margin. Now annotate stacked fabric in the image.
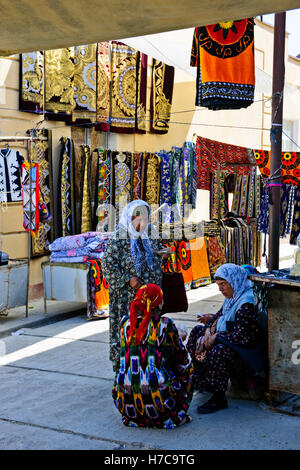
[49,231,113,262]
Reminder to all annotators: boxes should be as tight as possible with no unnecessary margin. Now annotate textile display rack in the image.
[0,133,47,317]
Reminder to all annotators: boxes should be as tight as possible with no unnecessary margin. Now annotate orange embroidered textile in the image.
[254,149,300,186]
[191,19,255,110]
[189,238,211,288]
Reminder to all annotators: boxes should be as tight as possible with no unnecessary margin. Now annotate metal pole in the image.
[268,12,286,271]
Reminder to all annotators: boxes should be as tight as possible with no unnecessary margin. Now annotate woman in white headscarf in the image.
[187,263,263,414]
[102,200,166,373]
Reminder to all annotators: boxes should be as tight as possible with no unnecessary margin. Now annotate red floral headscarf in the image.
[127,283,164,346]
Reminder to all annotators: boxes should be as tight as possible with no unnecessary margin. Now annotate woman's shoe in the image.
[197,395,228,414]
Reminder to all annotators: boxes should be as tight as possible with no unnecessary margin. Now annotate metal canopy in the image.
[1,0,300,55]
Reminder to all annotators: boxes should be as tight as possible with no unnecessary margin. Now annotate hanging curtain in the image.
[96,148,113,232]
[20,51,44,114]
[27,128,54,256]
[191,19,255,110]
[96,42,111,132]
[21,161,39,235]
[57,137,77,237]
[150,59,174,134]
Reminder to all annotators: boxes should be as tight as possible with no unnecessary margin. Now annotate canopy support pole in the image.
[268,12,286,271]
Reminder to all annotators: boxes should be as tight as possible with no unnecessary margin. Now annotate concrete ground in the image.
[0,276,299,451]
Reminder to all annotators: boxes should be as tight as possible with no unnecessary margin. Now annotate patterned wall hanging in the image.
[21,161,39,235]
[57,137,76,237]
[26,128,54,256]
[150,59,174,134]
[20,51,44,114]
[254,149,300,186]
[191,19,255,110]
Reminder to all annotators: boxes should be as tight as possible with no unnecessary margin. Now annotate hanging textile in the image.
[178,145,191,218]
[190,19,255,110]
[21,161,39,235]
[206,235,226,276]
[72,44,97,123]
[111,151,133,215]
[27,128,54,256]
[189,237,211,288]
[96,42,111,132]
[231,173,261,218]
[290,187,300,245]
[136,52,148,133]
[184,141,197,209]
[87,260,109,320]
[150,59,174,134]
[96,148,112,231]
[44,47,75,121]
[0,148,24,203]
[57,137,76,237]
[177,240,193,290]
[80,145,93,233]
[210,170,230,220]
[159,150,172,207]
[196,135,256,190]
[110,41,138,133]
[280,184,295,238]
[254,149,300,186]
[20,51,44,114]
[141,153,161,206]
[132,152,144,201]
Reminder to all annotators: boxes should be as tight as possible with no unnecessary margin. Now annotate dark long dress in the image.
[187,303,260,393]
[112,315,194,428]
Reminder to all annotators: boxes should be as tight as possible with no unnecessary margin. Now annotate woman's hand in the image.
[203,330,217,350]
[129,276,143,290]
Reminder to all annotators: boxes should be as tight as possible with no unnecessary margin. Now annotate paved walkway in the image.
[0,280,299,450]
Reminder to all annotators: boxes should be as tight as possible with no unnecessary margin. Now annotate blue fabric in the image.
[118,200,154,277]
[215,263,255,332]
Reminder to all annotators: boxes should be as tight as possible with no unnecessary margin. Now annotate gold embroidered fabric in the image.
[142,153,161,205]
[96,42,110,128]
[73,44,97,122]
[45,47,75,115]
[21,51,44,109]
[110,42,137,131]
[80,145,93,233]
[150,59,173,134]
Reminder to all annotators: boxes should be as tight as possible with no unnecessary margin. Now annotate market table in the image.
[249,270,300,397]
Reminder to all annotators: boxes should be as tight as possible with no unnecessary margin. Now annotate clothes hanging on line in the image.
[190,19,255,110]
[254,149,300,186]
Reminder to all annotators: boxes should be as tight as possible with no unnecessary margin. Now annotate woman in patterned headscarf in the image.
[102,200,166,373]
[187,263,262,414]
[112,283,194,429]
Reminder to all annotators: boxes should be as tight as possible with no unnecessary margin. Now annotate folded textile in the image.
[49,255,90,263]
[49,232,113,252]
[50,249,105,260]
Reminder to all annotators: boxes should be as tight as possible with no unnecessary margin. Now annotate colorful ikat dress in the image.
[112,315,194,428]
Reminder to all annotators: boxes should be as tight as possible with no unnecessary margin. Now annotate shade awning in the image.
[1,0,300,56]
